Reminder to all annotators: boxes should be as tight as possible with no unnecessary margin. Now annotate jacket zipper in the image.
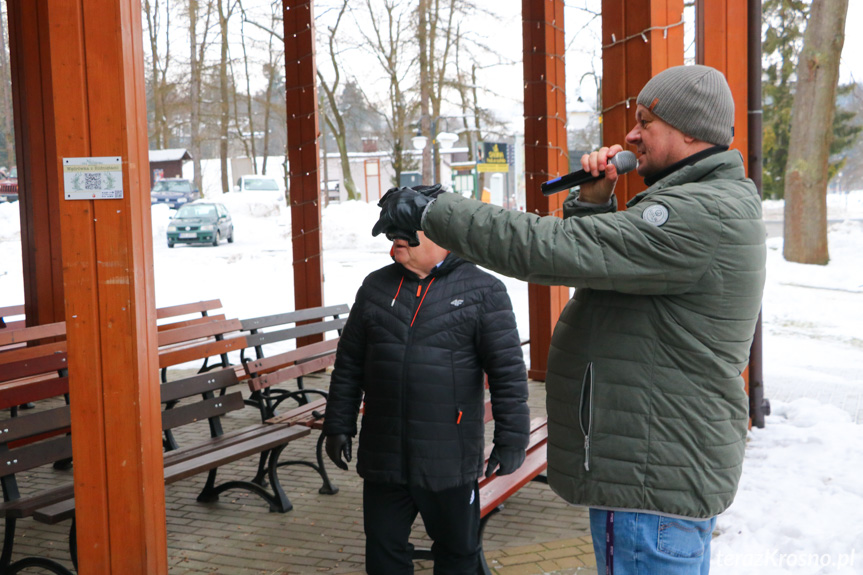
[397,275,433,483]
[578,362,594,471]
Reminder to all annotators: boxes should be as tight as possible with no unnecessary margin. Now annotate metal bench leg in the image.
[70,517,78,570]
[314,431,339,495]
[1,516,16,572]
[252,450,269,487]
[195,447,294,513]
[197,468,221,503]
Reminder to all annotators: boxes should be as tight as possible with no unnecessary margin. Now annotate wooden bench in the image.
[240,303,349,365]
[239,304,348,407]
[156,298,225,330]
[10,368,315,572]
[0,299,229,379]
[244,343,344,495]
[0,405,77,574]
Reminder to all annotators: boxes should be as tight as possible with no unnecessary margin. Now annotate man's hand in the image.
[371,187,435,246]
[576,144,625,205]
[325,434,352,470]
[485,446,526,477]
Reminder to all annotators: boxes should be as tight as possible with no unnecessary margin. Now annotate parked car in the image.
[234,175,282,193]
[166,201,234,248]
[0,166,18,203]
[151,178,201,209]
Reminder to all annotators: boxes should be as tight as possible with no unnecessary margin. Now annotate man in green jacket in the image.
[373,64,766,574]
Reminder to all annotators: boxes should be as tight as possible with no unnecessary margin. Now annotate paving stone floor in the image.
[2,372,597,575]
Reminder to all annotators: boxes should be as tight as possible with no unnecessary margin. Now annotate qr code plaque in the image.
[84,173,102,190]
[63,156,123,200]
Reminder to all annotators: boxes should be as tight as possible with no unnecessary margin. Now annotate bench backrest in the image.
[156,299,223,323]
[160,368,244,439]
[157,318,247,381]
[0,353,69,410]
[0,322,67,364]
[240,304,349,362]
[0,406,73,502]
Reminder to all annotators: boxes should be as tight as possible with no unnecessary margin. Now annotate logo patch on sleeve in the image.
[642,204,669,226]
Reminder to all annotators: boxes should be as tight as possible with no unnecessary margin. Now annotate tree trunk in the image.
[0,5,15,168]
[317,0,359,201]
[783,0,849,264]
[188,0,205,195]
[418,0,432,184]
[218,0,230,194]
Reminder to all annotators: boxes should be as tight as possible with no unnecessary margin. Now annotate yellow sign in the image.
[477,163,509,173]
[476,142,509,173]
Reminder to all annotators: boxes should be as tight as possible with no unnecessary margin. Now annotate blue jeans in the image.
[589,509,716,575]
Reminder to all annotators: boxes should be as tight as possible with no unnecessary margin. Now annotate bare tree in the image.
[418,0,432,183]
[231,0,257,171]
[260,2,283,176]
[317,0,360,201]
[0,3,14,169]
[355,0,418,187]
[188,0,215,195]
[143,0,172,148]
[783,0,849,264]
[217,0,237,194]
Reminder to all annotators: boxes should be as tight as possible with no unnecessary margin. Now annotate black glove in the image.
[485,446,526,478]
[372,187,436,247]
[377,184,443,207]
[325,434,352,470]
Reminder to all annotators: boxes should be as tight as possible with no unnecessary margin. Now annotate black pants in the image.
[363,479,481,575]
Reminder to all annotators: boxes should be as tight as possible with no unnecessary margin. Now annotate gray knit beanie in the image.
[636,65,734,146]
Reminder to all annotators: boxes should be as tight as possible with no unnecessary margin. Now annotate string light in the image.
[601,18,684,50]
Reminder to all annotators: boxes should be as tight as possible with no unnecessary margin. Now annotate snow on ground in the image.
[1,186,862,574]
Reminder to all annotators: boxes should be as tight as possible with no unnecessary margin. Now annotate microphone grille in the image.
[610,151,638,175]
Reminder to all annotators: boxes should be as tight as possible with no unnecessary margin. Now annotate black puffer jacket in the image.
[323,253,529,491]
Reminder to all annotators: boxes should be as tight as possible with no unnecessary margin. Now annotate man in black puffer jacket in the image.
[323,199,530,575]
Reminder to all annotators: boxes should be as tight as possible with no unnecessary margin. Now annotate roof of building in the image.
[149,148,192,163]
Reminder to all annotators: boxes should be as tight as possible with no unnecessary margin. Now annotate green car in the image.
[166,201,234,248]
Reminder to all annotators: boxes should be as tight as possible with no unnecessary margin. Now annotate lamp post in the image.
[411,117,459,184]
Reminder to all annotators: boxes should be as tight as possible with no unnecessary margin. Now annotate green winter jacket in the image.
[422,149,766,519]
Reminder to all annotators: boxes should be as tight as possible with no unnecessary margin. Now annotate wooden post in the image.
[601,0,685,205]
[15,0,168,572]
[696,0,749,172]
[7,1,66,327]
[522,0,570,381]
[284,0,325,346]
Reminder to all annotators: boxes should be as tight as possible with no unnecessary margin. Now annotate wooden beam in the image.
[21,0,168,572]
[601,0,685,205]
[7,1,65,327]
[696,0,749,172]
[522,0,570,381]
[284,0,324,347]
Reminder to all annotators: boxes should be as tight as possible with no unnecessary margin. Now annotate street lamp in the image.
[411,118,460,183]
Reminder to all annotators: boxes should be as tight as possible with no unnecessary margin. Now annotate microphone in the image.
[541,151,638,196]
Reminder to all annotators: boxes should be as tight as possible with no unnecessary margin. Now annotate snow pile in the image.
[762,189,863,221]
[0,201,20,242]
[322,200,392,253]
[713,400,863,575]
